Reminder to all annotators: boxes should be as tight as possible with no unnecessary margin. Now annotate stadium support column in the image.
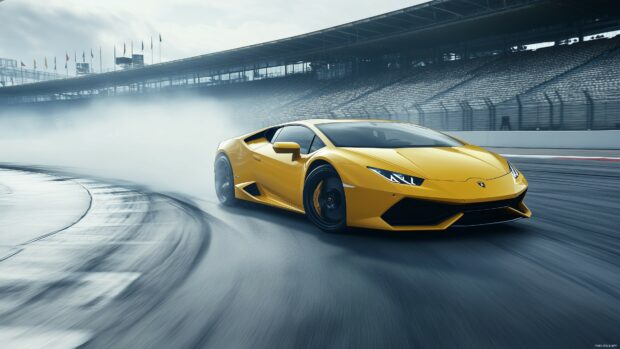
[414,104,425,127]
[484,98,496,130]
[543,92,554,130]
[362,106,372,119]
[383,106,393,121]
[403,107,412,123]
[440,102,449,130]
[516,94,523,130]
[584,90,594,130]
[554,90,564,130]
[459,101,473,131]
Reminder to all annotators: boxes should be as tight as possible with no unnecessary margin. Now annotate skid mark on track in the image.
[0,326,92,349]
[0,167,210,349]
[62,272,142,308]
[0,247,22,262]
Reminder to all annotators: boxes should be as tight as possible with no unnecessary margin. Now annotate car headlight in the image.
[368,167,424,186]
[508,161,519,179]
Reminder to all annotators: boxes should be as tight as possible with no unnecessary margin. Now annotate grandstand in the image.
[204,36,620,130]
[1,0,620,130]
[0,58,66,87]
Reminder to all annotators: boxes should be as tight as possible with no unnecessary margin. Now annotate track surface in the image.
[1,158,619,348]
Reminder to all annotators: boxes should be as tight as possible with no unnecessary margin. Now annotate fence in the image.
[331,93,620,131]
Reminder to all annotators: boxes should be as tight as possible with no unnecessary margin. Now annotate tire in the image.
[214,154,237,206]
[303,164,347,233]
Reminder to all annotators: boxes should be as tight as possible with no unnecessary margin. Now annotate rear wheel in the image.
[303,164,347,233]
[214,154,237,206]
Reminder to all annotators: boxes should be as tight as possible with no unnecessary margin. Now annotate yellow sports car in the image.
[215,119,530,233]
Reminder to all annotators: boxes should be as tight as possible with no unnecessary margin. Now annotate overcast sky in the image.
[0,0,426,72]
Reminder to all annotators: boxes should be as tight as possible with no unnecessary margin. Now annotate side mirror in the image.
[273,142,301,160]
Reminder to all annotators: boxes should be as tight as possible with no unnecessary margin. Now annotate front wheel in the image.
[214,154,237,206]
[303,164,347,233]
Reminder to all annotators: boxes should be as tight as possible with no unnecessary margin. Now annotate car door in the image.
[252,125,317,209]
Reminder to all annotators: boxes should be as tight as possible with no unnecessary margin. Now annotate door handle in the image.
[252,154,261,162]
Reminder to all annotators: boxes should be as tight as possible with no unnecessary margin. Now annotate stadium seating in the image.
[338,57,495,118]
[424,38,619,110]
[523,38,620,103]
[202,37,620,129]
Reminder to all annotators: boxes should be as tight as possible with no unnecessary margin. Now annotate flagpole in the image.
[99,47,102,73]
[113,45,116,72]
[151,37,153,65]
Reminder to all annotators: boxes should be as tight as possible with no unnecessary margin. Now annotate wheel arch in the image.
[215,150,233,171]
[305,158,335,179]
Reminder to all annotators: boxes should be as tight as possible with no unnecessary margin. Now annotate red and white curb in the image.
[501,154,620,162]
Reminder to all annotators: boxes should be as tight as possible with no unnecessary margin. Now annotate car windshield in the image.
[316,122,463,148]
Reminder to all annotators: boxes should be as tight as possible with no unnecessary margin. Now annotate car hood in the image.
[342,146,508,181]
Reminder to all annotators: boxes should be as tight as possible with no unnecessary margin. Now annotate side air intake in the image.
[243,183,261,196]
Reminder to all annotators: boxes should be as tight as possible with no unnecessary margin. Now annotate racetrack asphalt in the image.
[0,156,619,349]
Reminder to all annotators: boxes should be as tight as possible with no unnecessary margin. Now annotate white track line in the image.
[501,154,620,162]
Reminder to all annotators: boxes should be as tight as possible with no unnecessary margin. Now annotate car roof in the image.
[282,119,395,126]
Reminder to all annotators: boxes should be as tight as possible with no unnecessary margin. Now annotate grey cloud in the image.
[0,2,147,68]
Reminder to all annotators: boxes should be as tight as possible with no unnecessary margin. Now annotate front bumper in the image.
[343,172,530,231]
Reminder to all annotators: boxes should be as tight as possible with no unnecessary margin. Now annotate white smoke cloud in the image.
[0,95,254,199]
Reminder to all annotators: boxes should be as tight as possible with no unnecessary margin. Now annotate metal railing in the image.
[331,93,620,131]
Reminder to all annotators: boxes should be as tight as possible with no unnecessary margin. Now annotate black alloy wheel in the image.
[303,164,347,233]
[214,154,237,206]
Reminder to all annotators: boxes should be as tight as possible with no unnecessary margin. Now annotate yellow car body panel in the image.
[216,119,531,231]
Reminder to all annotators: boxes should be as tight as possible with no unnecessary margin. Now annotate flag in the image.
[45,57,48,69]
[65,52,69,69]
[33,59,36,70]
[159,33,162,42]
[54,56,57,70]
[141,40,144,51]
[150,37,153,50]
[90,49,94,59]
[82,51,85,62]
[20,61,25,68]
[123,42,126,55]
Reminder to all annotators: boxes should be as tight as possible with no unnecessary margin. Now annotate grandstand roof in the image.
[2,0,620,96]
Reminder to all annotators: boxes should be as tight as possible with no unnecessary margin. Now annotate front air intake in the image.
[381,192,526,227]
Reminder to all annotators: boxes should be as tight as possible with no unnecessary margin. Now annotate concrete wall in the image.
[449,131,620,149]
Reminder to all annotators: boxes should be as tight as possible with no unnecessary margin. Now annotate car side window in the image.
[272,125,316,154]
[269,127,283,143]
[309,136,326,153]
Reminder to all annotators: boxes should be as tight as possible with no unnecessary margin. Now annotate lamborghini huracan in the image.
[214,119,531,233]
